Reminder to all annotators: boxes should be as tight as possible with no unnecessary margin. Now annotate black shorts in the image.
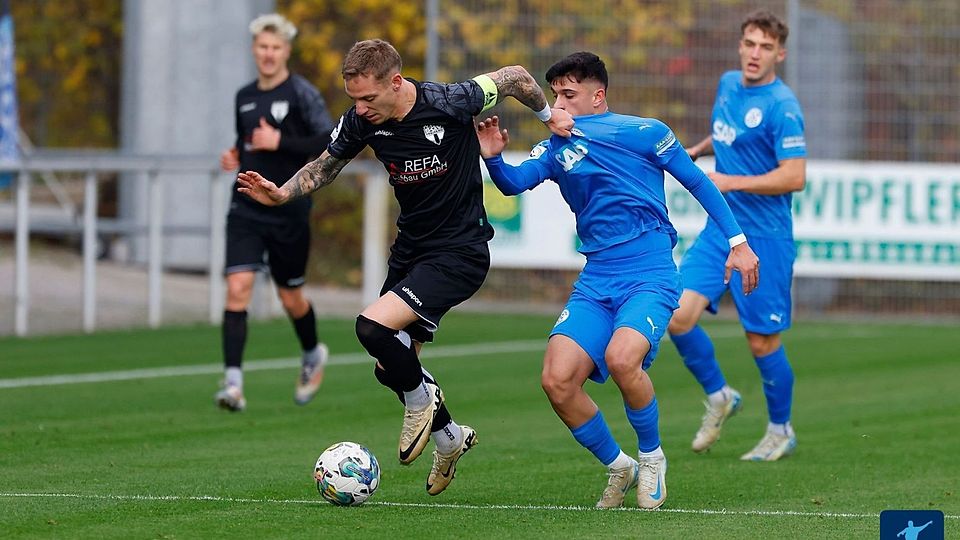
[225,212,310,288]
[381,242,490,343]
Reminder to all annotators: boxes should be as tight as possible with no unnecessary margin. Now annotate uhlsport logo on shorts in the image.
[554,309,569,327]
[401,286,423,307]
[879,510,944,540]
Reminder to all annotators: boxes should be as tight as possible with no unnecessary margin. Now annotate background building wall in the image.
[119,0,273,268]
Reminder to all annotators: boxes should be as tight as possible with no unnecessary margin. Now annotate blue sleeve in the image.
[617,118,683,168]
[482,155,549,196]
[663,151,743,240]
[614,118,740,239]
[772,98,807,161]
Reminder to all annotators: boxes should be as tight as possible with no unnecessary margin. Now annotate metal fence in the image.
[0,155,389,337]
[428,0,960,320]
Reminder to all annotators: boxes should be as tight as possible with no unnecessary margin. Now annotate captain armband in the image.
[472,75,499,113]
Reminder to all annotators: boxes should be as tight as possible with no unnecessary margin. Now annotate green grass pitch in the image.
[1,313,957,538]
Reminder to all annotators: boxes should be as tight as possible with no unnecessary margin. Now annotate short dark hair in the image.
[342,39,402,81]
[545,52,608,89]
[741,10,789,45]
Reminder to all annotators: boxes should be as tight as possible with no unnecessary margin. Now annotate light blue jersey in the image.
[710,71,806,239]
[485,111,744,381]
[488,112,742,254]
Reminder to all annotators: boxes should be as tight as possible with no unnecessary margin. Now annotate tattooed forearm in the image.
[281,153,349,201]
[488,66,547,112]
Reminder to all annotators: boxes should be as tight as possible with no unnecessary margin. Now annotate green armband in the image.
[472,74,499,112]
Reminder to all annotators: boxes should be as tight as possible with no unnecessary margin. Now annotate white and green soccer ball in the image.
[314,441,380,506]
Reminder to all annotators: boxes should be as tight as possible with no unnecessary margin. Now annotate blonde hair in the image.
[249,13,297,42]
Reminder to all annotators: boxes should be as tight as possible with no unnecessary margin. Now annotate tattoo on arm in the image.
[489,66,547,112]
[282,153,349,200]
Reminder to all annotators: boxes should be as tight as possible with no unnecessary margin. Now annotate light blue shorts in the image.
[550,232,681,383]
[679,226,795,334]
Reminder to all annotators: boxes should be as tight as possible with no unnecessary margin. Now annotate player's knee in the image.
[540,367,575,403]
[277,291,302,312]
[356,315,397,356]
[605,350,643,380]
[225,278,254,306]
[667,311,696,335]
[746,333,780,357]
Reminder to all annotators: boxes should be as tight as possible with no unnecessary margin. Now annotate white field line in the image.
[0,340,546,390]
[0,326,885,390]
[3,492,956,520]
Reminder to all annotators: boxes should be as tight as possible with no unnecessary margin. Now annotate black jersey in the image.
[328,78,495,251]
[231,74,334,222]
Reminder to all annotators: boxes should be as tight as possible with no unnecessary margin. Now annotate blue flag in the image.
[0,0,19,189]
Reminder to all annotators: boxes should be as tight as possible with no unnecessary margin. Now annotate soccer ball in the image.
[314,441,380,506]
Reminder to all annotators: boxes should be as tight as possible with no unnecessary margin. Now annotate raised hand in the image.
[476,116,509,158]
[236,171,288,206]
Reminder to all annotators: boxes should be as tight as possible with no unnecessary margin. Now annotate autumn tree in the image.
[13,1,122,147]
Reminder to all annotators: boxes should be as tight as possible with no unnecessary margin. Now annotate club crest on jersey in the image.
[744,107,763,128]
[271,100,289,123]
[423,124,445,145]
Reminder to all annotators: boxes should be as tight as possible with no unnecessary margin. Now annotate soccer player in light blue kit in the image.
[667,10,806,461]
[476,52,759,509]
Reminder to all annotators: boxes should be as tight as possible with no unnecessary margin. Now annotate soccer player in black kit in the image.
[216,14,335,412]
[237,39,574,495]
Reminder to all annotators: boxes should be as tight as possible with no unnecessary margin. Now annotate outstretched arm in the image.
[236,150,350,206]
[480,66,574,137]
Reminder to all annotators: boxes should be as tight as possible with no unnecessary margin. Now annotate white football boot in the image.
[426,425,478,495]
[636,453,667,509]
[295,343,329,405]
[398,382,443,465]
[215,384,246,412]
[692,388,743,453]
[740,427,797,462]
[595,459,639,509]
